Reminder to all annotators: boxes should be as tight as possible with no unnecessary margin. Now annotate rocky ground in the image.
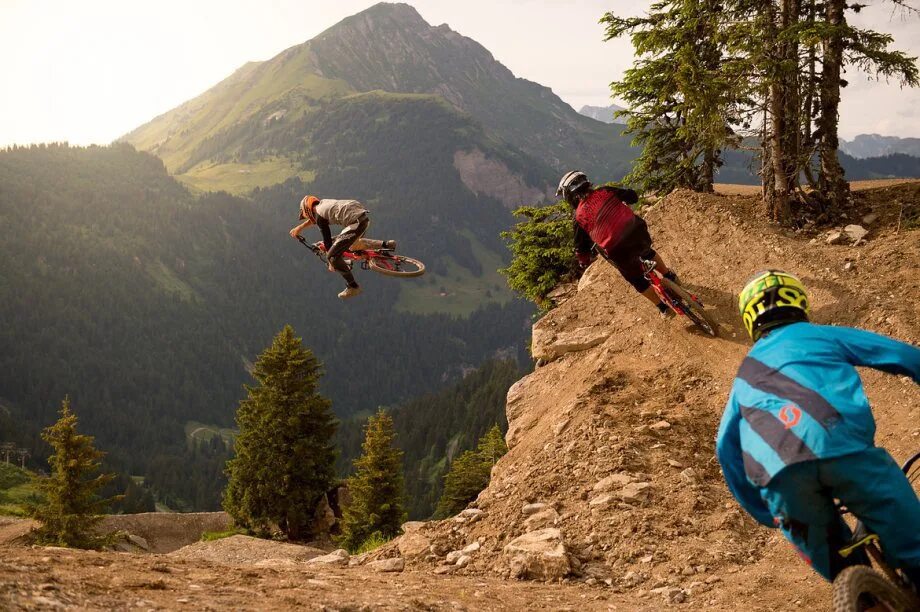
[1,180,917,611]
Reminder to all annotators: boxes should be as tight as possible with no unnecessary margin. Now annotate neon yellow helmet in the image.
[738,270,810,341]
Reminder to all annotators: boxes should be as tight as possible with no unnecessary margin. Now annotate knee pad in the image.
[626,272,651,293]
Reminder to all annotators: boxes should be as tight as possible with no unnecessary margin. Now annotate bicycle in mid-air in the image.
[639,256,718,336]
[832,449,920,612]
[297,236,425,278]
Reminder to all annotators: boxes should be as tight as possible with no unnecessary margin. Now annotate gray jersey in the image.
[314,199,367,226]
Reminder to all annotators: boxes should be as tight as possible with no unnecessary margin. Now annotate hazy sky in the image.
[1,0,919,147]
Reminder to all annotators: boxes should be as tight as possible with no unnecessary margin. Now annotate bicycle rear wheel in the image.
[832,565,919,612]
[660,278,718,337]
[368,253,425,277]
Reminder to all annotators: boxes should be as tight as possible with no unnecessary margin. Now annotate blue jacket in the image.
[716,322,920,526]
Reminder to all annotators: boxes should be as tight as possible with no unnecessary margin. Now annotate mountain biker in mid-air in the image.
[556,171,679,318]
[289,195,395,299]
[717,270,920,588]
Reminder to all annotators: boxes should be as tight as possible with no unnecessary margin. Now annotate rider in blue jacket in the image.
[717,270,920,586]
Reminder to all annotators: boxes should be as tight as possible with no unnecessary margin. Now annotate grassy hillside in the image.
[0,463,39,517]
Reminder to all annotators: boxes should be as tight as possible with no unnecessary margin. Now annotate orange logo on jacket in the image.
[779,405,802,429]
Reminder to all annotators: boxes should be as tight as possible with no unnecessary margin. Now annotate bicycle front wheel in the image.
[368,254,426,278]
[832,565,919,612]
[660,278,718,337]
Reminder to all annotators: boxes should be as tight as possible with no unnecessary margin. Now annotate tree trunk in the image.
[817,0,849,210]
[762,108,775,204]
[701,147,716,192]
[764,0,791,222]
[781,0,802,193]
[769,82,792,222]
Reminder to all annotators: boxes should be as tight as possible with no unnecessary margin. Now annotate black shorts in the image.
[601,217,656,292]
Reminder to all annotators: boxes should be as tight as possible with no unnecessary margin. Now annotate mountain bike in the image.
[832,450,920,612]
[297,236,425,277]
[640,257,718,336]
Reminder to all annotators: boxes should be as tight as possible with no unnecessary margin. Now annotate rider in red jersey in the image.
[557,171,678,317]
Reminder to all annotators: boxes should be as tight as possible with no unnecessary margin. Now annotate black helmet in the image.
[556,171,591,206]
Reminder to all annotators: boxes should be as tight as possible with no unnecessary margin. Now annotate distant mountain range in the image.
[578,104,628,124]
[840,134,920,159]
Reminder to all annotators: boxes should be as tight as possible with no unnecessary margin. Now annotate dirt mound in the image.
[375,183,920,608]
[99,512,232,553]
[0,517,36,545]
[169,534,325,566]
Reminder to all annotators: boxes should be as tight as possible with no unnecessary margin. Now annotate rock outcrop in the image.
[376,185,920,606]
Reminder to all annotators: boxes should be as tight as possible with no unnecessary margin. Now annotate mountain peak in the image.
[322,2,428,36]
[361,2,426,24]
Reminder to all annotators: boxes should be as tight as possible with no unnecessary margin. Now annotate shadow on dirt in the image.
[682,282,749,346]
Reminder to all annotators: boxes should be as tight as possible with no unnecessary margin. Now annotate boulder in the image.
[368,557,405,573]
[521,502,549,516]
[521,502,548,516]
[503,528,570,581]
[306,549,349,566]
[593,473,634,492]
[458,508,485,522]
[456,555,472,568]
[524,508,560,530]
[826,231,846,245]
[649,420,671,431]
[619,482,651,504]
[397,522,430,559]
[844,224,868,243]
[588,494,616,512]
[577,261,606,292]
[531,326,611,362]
[446,550,464,564]
[862,213,878,225]
[680,468,699,485]
[461,541,481,554]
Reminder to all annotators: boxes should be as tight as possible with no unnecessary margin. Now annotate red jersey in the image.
[574,187,637,252]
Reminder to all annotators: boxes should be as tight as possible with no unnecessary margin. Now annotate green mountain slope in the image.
[122,2,636,194]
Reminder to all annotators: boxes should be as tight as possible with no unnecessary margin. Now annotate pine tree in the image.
[607,0,918,222]
[223,325,337,540]
[339,410,406,552]
[476,424,508,467]
[29,397,117,549]
[434,424,507,518]
[603,0,742,194]
[499,200,576,309]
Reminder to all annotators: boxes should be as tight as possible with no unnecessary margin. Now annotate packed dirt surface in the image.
[715,177,920,195]
[0,534,824,610]
[1,180,918,611]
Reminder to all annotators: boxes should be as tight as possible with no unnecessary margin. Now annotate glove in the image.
[611,187,639,205]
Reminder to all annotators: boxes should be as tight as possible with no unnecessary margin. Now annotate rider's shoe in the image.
[663,270,679,284]
[338,286,362,299]
[381,240,397,251]
[658,302,676,319]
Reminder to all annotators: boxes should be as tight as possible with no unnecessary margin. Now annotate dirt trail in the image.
[367,181,920,610]
[0,181,917,611]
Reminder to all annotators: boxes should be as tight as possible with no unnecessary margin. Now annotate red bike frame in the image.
[641,258,689,316]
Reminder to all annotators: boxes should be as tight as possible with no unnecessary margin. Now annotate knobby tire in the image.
[660,278,718,337]
[832,565,920,612]
[368,254,426,278]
